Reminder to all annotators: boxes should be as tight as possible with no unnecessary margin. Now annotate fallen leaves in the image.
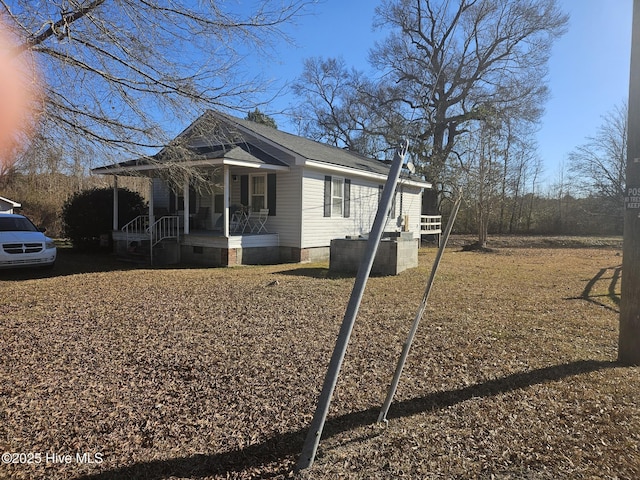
[0,239,637,479]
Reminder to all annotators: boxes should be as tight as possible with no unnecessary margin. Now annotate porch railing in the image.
[421,215,442,234]
[122,215,149,235]
[121,215,179,265]
[150,216,180,247]
[421,215,443,246]
[122,215,149,248]
[150,216,179,266]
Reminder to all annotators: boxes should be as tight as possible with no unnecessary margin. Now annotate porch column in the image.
[112,175,118,230]
[183,179,190,235]
[148,178,155,225]
[223,165,230,237]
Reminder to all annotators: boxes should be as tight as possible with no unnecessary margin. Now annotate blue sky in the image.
[253,0,633,186]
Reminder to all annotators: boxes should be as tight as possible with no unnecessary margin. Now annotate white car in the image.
[0,213,57,269]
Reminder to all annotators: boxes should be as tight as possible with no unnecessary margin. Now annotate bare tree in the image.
[456,119,506,248]
[568,102,627,233]
[369,0,568,181]
[292,0,568,220]
[1,0,313,164]
[291,57,392,159]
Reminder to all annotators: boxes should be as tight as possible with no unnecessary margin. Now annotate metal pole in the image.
[619,0,640,365]
[295,140,409,472]
[378,191,463,423]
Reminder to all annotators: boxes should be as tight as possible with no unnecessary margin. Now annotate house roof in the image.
[211,112,390,174]
[92,110,431,188]
[94,144,287,173]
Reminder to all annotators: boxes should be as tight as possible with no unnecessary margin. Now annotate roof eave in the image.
[304,159,432,189]
[91,157,289,175]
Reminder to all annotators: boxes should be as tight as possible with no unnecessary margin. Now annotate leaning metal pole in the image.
[295,140,409,472]
[378,191,463,423]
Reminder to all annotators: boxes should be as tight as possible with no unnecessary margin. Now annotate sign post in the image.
[620,0,640,365]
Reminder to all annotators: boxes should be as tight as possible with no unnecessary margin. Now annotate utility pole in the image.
[620,0,640,365]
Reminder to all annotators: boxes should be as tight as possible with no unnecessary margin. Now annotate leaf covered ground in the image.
[0,238,637,479]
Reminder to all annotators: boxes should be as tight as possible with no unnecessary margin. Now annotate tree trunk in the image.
[477,210,488,248]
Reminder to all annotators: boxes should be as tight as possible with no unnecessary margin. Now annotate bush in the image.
[62,187,146,250]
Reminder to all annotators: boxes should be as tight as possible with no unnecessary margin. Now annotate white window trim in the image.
[250,173,267,212]
[331,176,345,217]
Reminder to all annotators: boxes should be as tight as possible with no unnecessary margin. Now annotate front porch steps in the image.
[117,239,178,266]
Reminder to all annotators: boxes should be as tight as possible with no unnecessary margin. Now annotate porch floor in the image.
[180,229,279,249]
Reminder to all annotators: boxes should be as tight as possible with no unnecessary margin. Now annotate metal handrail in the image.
[120,215,179,265]
[149,216,179,265]
[121,215,149,234]
[150,215,179,246]
[122,215,149,249]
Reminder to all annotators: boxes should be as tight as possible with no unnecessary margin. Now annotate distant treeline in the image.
[1,172,148,238]
[446,193,623,237]
[1,171,623,241]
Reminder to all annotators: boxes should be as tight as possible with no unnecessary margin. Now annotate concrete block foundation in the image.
[329,232,418,276]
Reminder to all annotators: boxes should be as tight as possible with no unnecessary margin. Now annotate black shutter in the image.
[189,186,197,214]
[324,175,332,217]
[344,179,351,218]
[169,190,176,213]
[267,173,276,216]
[240,175,249,207]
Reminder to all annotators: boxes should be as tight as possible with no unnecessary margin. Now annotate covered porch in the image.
[101,152,287,266]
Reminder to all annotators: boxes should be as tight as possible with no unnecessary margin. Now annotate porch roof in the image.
[91,144,289,175]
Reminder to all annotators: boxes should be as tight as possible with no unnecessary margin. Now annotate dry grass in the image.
[0,237,637,479]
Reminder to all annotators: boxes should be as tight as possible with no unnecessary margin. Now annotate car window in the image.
[0,217,39,232]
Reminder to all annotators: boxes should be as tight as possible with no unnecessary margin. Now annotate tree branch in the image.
[12,0,106,56]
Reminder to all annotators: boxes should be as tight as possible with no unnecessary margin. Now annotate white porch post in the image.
[223,166,230,237]
[183,179,190,235]
[148,178,155,225]
[112,175,119,230]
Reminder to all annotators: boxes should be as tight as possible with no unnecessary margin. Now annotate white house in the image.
[92,111,434,266]
[0,196,21,214]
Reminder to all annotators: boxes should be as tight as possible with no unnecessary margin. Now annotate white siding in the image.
[264,167,302,248]
[149,165,423,249]
[301,168,425,248]
[224,168,301,247]
[397,182,424,239]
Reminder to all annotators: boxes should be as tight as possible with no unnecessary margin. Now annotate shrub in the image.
[62,187,146,250]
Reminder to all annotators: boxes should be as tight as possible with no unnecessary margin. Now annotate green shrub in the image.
[62,187,146,250]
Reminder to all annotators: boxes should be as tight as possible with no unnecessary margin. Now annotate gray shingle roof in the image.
[93,110,430,187]
[210,111,397,176]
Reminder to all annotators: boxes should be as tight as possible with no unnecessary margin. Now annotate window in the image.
[332,177,344,217]
[251,174,266,211]
[324,176,351,218]
[241,174,276,215]
[378,184,397,218]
